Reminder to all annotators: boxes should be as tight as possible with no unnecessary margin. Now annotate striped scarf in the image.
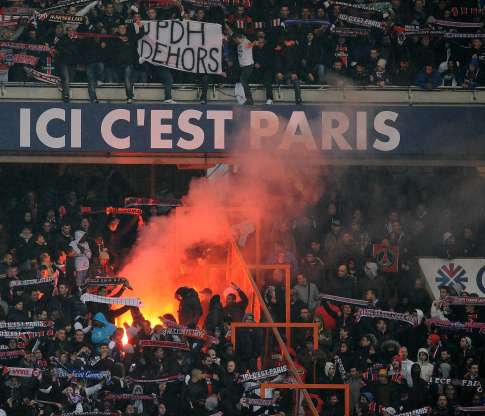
[0,349,25,359]
[355,308,417,326]
[441,296,485,306]
[61,413,118,416]
[240,397,276,407]
[24,67,60,85]
[80,293,142,307]
[425,319,485,334]
[42,0,95,12]
[432,19,482,28]
[456,406,485,413]
[105,393,154,400]
[283,19,330,27]
[35,13,86,24]
[159,317,217,343]
[334,355,347,381]
[0,52,38,66]
[331,1,390,14]
[0,41,50,52]
[0,321,52,330]
[139,340,190,350]
[320,293,372,307]
[0,16,19,27]
[0,7,34,16]
[84,277,132,289]
[126,374,184,383]
[9,277,54,288]
[331,26,370,37]
[238,365,288,383]
[0,328,54,339]
[6,367,41,377]
[337,13,385,29]
[396,408,431,416]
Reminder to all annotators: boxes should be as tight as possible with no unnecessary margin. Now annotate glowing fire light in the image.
[121,331,128,345]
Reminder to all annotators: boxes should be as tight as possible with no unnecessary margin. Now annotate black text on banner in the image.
[138,20,222,74]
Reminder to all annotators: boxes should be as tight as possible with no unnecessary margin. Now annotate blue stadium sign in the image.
[1,102,483,158]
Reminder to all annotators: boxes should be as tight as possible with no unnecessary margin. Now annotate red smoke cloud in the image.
[119,144,324,327]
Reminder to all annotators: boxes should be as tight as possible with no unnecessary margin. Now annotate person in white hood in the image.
[69,230,92,288]
[417,347,434,382]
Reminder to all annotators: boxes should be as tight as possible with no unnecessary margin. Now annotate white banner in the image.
[418,257,485,299]
[138,20,222,74]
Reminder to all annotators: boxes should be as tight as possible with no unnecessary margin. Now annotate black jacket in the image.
[106,27,145,66]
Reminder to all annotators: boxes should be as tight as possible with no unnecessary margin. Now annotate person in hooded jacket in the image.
[175,286,203,328]
[417,348,434,382]
[91,312,116,345]
[204,295,224,335]
[407,363,432,406]
[317,362,343,393]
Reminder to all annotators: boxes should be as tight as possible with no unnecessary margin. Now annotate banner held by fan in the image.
[138,20,223,74]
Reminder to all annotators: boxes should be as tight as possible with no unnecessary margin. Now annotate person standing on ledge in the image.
[226,24,254,106]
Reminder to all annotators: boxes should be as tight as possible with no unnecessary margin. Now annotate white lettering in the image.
[322,112,351,150]
[249,111,279,149]
[356,111,367,150]
[207,110,232,149]
[36,108,66,149]
[150,110,173,149]
[71,109,82,148]
[177,110,204,150]
[280,111,317,150]
[373,111,400,151]
[101,109,130,149]
[19,108,30,148]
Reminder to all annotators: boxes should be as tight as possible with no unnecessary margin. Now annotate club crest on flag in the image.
[435,263,468,289]
[372,244,399,273]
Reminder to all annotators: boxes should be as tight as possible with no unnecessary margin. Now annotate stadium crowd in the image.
[1,0,485,103]
[0,165,483,416]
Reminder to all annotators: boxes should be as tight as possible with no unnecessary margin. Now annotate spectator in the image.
[231,32,254,105]
[462,59,484,89]
[416,64,442,90]
[292,272,320,312]
[105,21,146,103]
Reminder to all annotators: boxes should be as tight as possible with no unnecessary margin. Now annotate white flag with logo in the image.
[418,257,485,299]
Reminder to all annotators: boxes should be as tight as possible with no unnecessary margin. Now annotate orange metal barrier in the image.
[231,322,319,352]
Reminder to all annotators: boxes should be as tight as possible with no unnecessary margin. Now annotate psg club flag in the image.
[372,244,399,273]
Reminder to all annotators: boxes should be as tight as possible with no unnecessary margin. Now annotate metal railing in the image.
[1,81,485,104]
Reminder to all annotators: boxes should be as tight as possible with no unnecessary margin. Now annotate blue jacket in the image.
[415,70,442,89]
[91,312,116,345]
